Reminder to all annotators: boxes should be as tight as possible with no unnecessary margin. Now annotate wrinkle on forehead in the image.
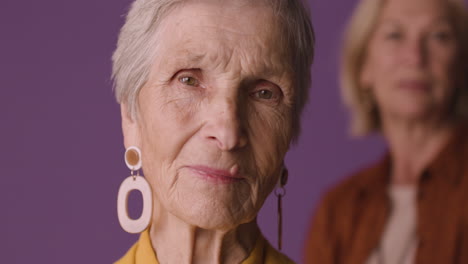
[181,0,270,29]
[151,0,293,84]
[162,0,277,37]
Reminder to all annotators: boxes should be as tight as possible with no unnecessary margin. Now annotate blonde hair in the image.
[341,0,468,136]
[112,0,314,140]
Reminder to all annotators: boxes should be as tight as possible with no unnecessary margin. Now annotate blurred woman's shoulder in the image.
[325,155,390,205]
[303,155,390,263]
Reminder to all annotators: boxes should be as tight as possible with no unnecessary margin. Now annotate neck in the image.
[381,115,455,186]
[149,200,260,264]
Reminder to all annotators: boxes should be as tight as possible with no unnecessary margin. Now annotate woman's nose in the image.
[202,98,248,151]
[402,37,428,68]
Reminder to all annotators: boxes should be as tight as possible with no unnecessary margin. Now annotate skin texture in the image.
[121,1,294,263]
[360,0,459,185]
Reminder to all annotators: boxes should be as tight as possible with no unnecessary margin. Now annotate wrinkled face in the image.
[122,0,294,230]
[361,0,458,122]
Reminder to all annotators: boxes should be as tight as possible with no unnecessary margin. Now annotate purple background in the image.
[7,0,464,263]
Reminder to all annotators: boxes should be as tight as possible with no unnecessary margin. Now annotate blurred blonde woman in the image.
[304,0,468,263]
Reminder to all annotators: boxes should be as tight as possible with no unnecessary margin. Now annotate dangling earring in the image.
[117,146,153,233]
[274,165,288,251]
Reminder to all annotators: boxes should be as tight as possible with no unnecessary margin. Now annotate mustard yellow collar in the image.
[115,229,294,264]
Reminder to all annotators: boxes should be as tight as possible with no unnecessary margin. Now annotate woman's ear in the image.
[120,103,141,149]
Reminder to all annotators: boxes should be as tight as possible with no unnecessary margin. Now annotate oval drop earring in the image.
[117,146,153,233]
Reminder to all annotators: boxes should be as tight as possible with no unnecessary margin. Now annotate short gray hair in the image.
[112,0,314,140]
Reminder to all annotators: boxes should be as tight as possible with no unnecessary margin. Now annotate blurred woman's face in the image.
[122,1,294,230]
[361,0,458,122]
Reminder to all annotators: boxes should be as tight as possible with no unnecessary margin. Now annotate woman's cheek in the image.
[163,88,205,124]
[248,106,291,176]
[257,105,292,153]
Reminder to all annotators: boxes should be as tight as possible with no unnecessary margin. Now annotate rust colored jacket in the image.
[304,123,468,264]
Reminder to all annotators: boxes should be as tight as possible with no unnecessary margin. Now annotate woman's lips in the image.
[398,80,431,91]
[186,165,244,184]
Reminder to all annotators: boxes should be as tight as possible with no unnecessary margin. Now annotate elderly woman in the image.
[111,0,314,263]
[304,0,468,263]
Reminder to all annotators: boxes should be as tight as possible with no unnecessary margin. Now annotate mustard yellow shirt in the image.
[115,229,295,264]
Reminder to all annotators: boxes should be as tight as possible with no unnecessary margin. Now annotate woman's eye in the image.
[431,31,453,42]
[251,82,282,103]
[179,76,199,86]
[254,89,274,100]
[385,31,402,41]
[251,81,282,103]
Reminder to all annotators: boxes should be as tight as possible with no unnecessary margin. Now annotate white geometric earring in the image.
[117,146,153,233]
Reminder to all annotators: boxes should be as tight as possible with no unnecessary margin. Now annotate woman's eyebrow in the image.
[379,16,452,27]
[183,53,206,63]
[162,52,207,71]
[165,47,290,78]
[430,17,453,27]
[176,48,207,62]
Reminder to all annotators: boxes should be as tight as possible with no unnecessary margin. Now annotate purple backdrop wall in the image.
[4,0,462,263]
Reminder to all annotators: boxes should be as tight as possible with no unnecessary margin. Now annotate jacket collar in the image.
[426,121,468,186]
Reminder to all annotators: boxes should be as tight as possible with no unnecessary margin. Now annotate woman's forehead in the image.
[157,1,282,41]
[380,0,452,19]
[151,1,292,77]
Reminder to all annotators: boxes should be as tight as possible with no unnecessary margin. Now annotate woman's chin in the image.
[165,186,258,230]
[383,102,440,123]
[176,203,256,231]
